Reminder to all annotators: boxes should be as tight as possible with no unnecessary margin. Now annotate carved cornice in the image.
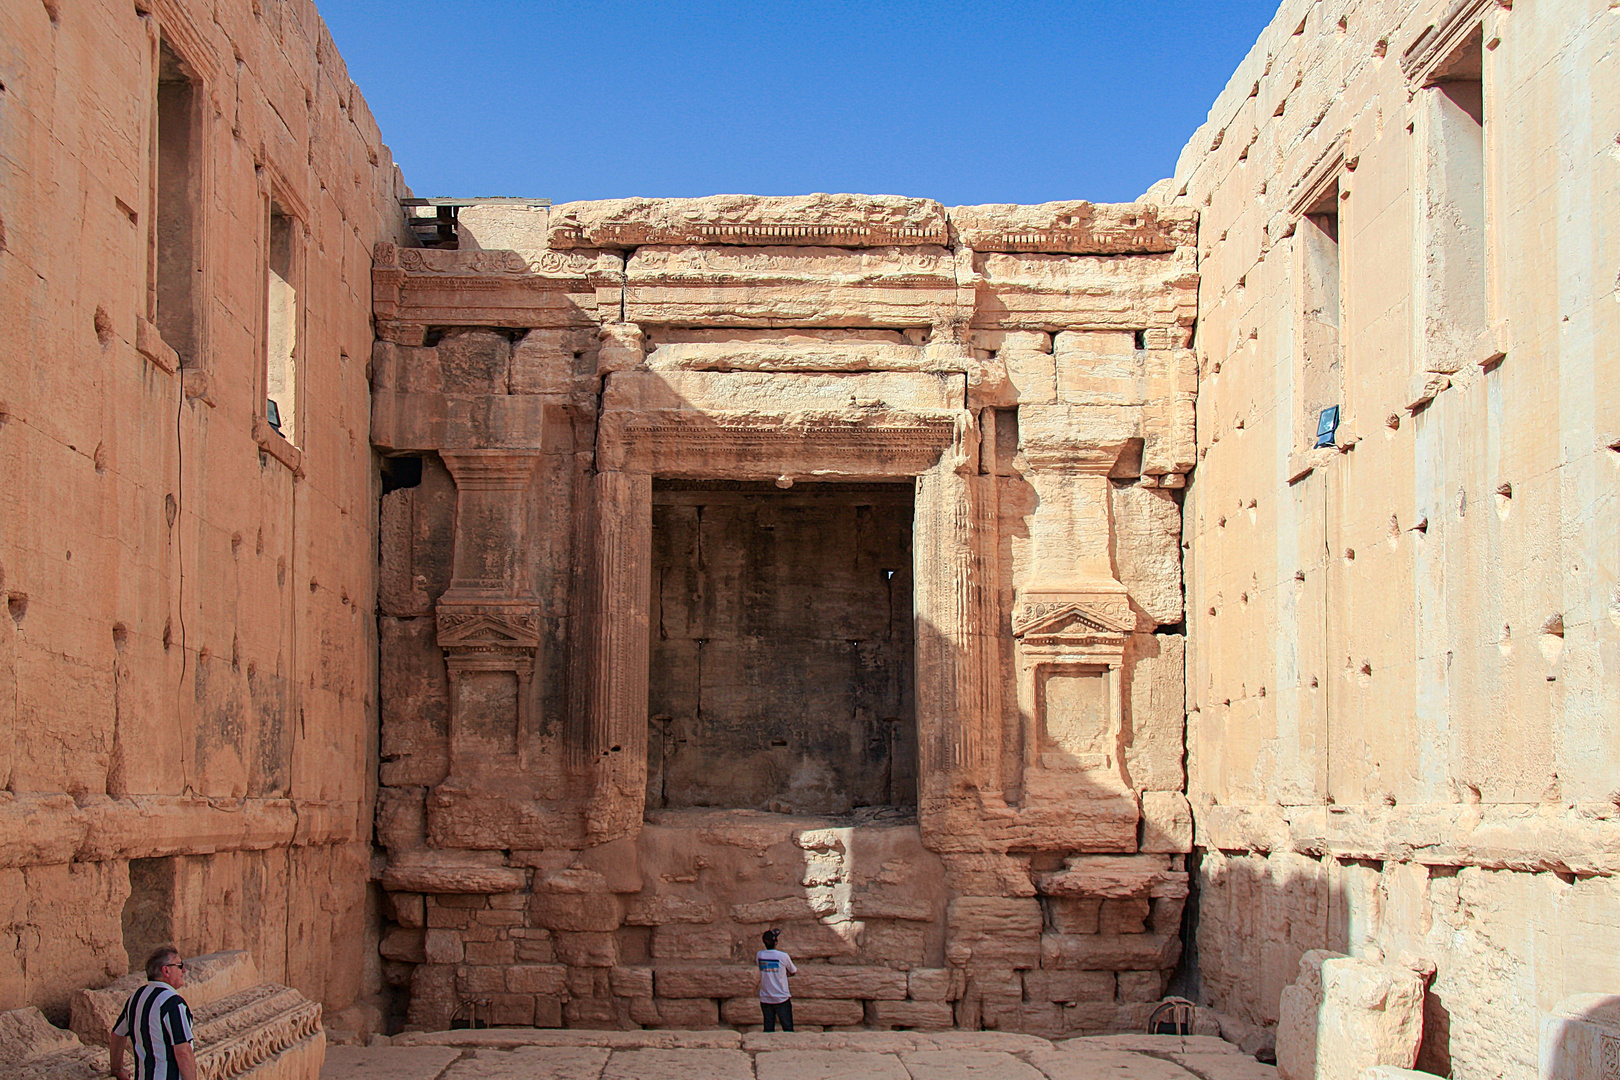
[1402,0,1506,86]
[547,194,950,249]
[375,242,620,280]
[600,411,960,477]
[950,201,1198,255]
[192,984,323,1080]
[1287,137,1348,218]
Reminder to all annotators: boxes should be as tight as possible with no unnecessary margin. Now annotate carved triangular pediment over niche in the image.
[1012,592,1134,640]
[436,609,541,650]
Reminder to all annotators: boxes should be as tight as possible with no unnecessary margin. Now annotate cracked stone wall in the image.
[0,0,404,1021]
[1166,0,1620,1077]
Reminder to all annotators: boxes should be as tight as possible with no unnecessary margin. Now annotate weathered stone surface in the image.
[1037,856,1188,899]
[379,864,529,894]
[1277,953,1423,1080]
[600,1048,754,1080]
[1040,932,1182,971]
[71,950,261,1045]
[1022,970,1115,1004]
[950,201,1197,255]
[722,996,866,1027]
[655,966,759,1000]
[1112,485,1185,628]
[1034,1046,1203,1078]
[869,1000,956,1030]
[439,1046,612,1078]
[789,968,907,1001]
[755,1049,912,1079]
[550,195,950,249]
[898,1049,1046,1079]
[1540,994,1620,1080]
[322,1045,462,1080]
[1139,792,1194,854]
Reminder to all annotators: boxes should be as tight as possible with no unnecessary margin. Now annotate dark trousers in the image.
[761,999,794,1032]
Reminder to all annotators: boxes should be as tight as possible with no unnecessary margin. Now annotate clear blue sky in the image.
[319,1,1280,206]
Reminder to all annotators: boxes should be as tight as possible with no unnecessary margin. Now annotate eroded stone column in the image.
[914,459,986,791]
[583,470,653,838]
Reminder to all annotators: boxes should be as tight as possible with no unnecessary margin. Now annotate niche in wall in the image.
[647,480,916,815]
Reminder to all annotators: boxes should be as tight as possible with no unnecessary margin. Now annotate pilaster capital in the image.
[440,448,545,490]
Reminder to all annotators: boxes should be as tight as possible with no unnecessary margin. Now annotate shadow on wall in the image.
[1541,995,1620,1080]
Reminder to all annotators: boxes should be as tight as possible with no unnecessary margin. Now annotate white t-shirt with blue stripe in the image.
[757,948,796,1004]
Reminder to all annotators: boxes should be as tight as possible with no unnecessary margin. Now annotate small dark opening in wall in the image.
[380,455,424,495]
[1133,329,1148,350]
[1155,621,1186,636]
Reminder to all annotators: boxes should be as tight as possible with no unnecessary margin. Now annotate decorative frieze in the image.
[548,194,950,249]
[950,201,1197,255]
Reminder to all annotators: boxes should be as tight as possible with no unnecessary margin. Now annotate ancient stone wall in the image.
[0,0,403,1022]
[370,194,1198,1035]
[1166,0,1620,1076]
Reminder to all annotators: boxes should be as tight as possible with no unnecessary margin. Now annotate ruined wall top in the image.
[528,194,1195,255]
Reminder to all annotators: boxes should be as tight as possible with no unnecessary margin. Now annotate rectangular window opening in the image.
[1421,25,1488,374]
[1298,186,1342,450]
[266,202,298,443]
[153,39,201,366]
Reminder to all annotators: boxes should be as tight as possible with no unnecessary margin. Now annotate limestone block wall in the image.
[370,194,1199,1035]
[0,0,403,1018]
[1168,0,1619,1076]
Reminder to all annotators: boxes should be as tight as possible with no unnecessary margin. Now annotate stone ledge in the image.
[1195,802,1620,875]
[0,793,365,869]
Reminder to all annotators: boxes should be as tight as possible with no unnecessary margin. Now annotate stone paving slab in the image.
[394,1029,743,1050]
[443,1047,612,1079]
[323,1046,463,1080]
[1029,1047,1199,1079]
[898,1050,1047,1079]
[322,1032,1279,1080]
[754,1049,912,1080]
[601,1047,755,1080]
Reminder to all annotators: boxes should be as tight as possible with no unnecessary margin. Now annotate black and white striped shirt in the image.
[111,982,195,1080]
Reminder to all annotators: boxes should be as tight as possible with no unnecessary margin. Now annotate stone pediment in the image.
[1012,595,1133,641]
[436,609,541,651]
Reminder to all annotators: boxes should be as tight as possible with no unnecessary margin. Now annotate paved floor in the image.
[323,1030,1279,1080]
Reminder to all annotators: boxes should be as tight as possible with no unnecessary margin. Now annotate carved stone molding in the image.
[599,411,962,478]
[1012,585,1133,789]
[547,194,950,249]
[950,201,1198,255]
[623,245,960,329]
[1401,0,1506,86]
[192,984,323,1080]
[435,605,541,658]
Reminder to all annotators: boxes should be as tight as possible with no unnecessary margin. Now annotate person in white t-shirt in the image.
[755,928,797,1031]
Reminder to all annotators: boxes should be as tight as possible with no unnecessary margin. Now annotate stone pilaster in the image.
[582,470,653,838]
[914,460,986,790]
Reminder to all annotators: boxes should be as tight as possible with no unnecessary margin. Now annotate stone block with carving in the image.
[8,979,323,1080]
[1540,994,1620,1080]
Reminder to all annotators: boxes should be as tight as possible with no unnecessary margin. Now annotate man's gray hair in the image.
[145,946,180,981]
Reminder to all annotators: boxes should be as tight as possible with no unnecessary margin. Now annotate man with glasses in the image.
[109,947,197,1080]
